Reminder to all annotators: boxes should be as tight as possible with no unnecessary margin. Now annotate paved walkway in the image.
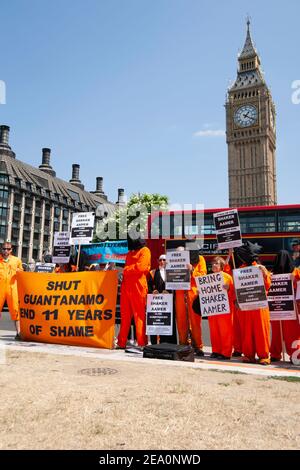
[1,329,299,378]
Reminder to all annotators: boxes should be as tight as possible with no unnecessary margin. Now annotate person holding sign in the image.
[117,238,151,349]
[234,242,271,365]
[270,250,300,363]
[208,257,234,360]
[175,245,207,356]
[0,242,23,339]
[224,249,243,357]
[148,254,177,345]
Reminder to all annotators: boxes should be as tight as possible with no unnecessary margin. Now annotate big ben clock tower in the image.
[226,20,277,207]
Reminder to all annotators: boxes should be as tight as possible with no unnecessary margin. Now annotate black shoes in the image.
[15,333,22,341]
[210,352,220,358]
[270,357,281,362]
[218,355,231,360]
[194,349,205,357]
[232,351,242,357]
[210,352,231,360]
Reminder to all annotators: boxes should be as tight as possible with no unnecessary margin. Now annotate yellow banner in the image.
[17,271,118,349]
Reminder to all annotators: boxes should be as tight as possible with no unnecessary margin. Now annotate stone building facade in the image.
[0,125,125,261]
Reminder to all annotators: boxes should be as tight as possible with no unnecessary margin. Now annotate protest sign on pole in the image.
[213,209,243,250]
[146,293,173,336]
[268,274,297,321]
[195,273,230,318]
[52,231,71,264]
[70,212,95,245]
[165,250,190,290]
[233,266,268,311]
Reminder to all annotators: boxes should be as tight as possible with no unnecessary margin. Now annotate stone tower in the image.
[226,21,277,207]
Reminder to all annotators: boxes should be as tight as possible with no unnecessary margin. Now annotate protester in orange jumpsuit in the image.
[55,262,77,273]
[175,244,207,356]
[117,238,151,349]
[270,250,300,363]
[0,242,23,339]
[224,249,243,357]
[234,242,271,365]
[208,256,234,360]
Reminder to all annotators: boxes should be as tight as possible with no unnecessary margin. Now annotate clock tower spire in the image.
[226,21,277,207]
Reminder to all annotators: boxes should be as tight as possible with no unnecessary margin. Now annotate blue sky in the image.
[1,0,299,208]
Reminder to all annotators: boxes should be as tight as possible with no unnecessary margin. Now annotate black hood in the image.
[185,241,200,265]
[127,236,146,251]
[70,251,89,272]
[273,250,294,274]
[44,254,52,263]
[234,241,262,267]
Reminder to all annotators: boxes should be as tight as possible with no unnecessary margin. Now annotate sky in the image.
[0,0,300,209]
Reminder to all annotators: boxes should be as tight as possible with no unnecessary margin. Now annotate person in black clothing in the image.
[148,254,177,345]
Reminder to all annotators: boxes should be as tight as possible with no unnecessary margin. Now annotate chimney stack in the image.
[39,148,56,177]
[116,188,126,206]
[0,125,10,146]
[96,177,103,193]
[0,125,15,158]
[69,163,84,190]
[90,176,107,200]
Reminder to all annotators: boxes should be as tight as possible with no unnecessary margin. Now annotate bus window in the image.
[239,211,276,233]
[173,213,183,236]
[203,214,215,234]
[278,210,300,232]
[182,213,214,236]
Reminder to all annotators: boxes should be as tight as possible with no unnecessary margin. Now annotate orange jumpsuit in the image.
[224,262,243,354]
[55,264,77,273]
[270,268,300,360]
[0,255,23,321]
[236,262,271,363]
[208,271,234,358]
[118,246,151,348]
[176,256,207,350]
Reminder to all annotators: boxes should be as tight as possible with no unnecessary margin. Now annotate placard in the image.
[233,266,268,311]
[70,212,95,245]
[52,231,71,264]
[195,273,230,318]
[268,274,297,321]
[165,250,190,290]
[146,293,173,336]
[213,209,242,249]
[35,263,56,273]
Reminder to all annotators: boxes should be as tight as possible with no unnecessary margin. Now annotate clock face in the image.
[234,105,258,128]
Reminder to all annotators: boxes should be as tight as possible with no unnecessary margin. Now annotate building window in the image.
[0,207,7,218]
[0,189,9,199]
[0,174,9,184]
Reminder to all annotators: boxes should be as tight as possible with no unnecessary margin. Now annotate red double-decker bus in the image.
[147,204,300,269]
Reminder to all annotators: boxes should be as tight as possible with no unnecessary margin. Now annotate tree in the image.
[94,192,169,242]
